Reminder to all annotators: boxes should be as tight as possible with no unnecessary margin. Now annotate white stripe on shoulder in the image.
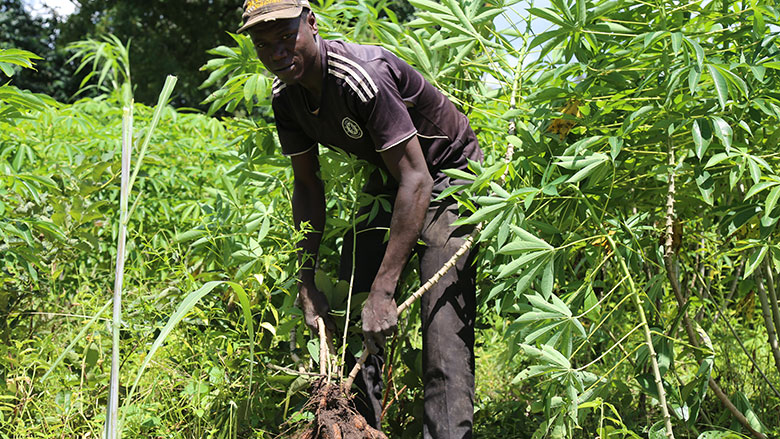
[327,59,375,101]
[417,133,449,140]
[376,130,418,152]
[328,68,369,102]
[328,53,379,93]
[272,78,286,95]
[283,143,317,157]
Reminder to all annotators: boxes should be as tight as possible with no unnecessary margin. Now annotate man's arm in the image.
[290,147,333,334]
[362,135,433,352]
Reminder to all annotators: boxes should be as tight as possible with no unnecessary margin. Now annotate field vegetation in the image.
[1,0,780,438]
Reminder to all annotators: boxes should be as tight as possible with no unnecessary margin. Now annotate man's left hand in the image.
[361,291,398,354]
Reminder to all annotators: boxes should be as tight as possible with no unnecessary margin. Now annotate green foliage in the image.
[57,0,244,108]
[67,34,133,101]
[0,0,78,102]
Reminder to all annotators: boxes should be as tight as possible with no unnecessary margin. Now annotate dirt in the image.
[288,379,388,439]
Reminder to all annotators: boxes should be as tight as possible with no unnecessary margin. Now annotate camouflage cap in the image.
[237,0,310,33]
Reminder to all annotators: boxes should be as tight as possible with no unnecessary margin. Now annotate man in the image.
[237,1,482,437]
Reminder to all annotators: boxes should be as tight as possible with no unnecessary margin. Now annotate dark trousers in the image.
[339,192,477,439]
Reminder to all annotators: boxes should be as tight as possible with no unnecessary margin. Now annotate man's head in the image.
[238,0,320,87]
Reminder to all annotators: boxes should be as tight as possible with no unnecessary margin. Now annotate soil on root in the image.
[291,379,387,439]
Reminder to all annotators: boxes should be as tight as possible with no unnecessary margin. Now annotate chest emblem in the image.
[342,117,363,139]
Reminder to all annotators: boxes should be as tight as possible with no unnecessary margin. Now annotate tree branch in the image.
[663,139,765,439]
[755,264,780,377]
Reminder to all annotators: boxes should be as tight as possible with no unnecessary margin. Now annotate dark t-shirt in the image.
[272,38,482,195]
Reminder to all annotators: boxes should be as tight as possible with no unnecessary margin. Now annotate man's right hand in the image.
[298,286,335,335]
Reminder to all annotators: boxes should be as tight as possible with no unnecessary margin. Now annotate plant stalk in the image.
[344,227,479,391]
[105,101,133,439]
[763,261,780,362]
[662,140,766,439]
[572,182,674,439]
[755,264,780,377]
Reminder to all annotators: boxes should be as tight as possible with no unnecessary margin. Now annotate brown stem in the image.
[763,261,780,355]
[690,268,780,398]
[663,140,765,439]
[714,261,744,324]
[755,265,780,376]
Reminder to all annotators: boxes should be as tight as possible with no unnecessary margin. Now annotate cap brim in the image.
[237,6,303,33]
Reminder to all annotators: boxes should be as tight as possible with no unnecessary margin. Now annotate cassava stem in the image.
[663,140,765,439]
[573,181,675,439]
[755,265,780,378]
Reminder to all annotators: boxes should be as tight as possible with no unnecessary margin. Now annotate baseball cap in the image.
[237,0,310,33]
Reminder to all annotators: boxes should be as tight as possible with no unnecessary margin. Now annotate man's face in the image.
[247,12,319,85]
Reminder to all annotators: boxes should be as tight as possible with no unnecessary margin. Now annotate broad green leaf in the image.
[497,250,550,278]
[744,246,768,277]
[564,136,605,156]
[683,36,705,68]
[443,0,479,35]
[744,181,778,200]
[458,202,505,225]
[244,74,257,102]
[175,229,207,242]
[608,136,622,160]
[689,65,702,95]
[707,64,728,109]
[748,159,761,185]
[526,293,569,316]
[525,321,566,343]
[714,65,748,99]
[710,116,733,151]
[520,343,571,369]
[671,32,682,53]
[499,240,554,254]
[576,0,586,25]
[704,152,733,169]
[510,225,553,249]
[517,311,566,322]
[732,391,766,433]
[555,153,608,170]
[764,186,780,220]
[442,168,476,181]
[541,259,554,298]
[648,421,666,439]
[567,159,608,183]
[750,65,766,83]
[260,321,276,336]
[692,120,710,159]
[480,210,507,242]
[528,7,568,28]
[407,0,452,15]
[696,170,714,205]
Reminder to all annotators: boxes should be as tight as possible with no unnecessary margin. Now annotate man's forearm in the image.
[292,180,326,289]
[371,172,433,296]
